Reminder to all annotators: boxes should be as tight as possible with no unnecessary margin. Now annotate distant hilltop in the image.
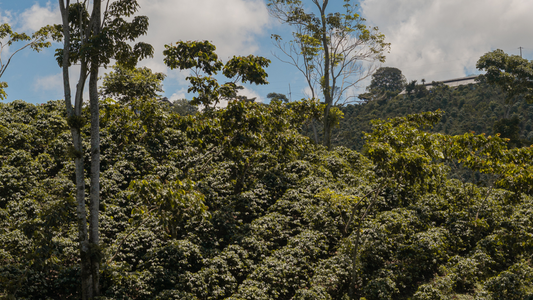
[423,75,478,89]
[399,75,478,95]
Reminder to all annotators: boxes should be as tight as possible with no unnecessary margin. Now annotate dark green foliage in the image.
[100,64,166,103]
[493,116,521,147]
[477,49,533,117]
[323,80,533,152]
[267,92,289,103]
[1,97,533,299]
[359,67,407,102]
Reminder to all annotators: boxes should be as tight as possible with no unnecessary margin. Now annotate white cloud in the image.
[19,1,58,31]
[137,0,269,59]
[301,86,314,99]
[169,88,187,101]
[360,0,533,83]
[0,10,13,24]
[35,72,62,92]
[136,0,270,92]
[34,66,91,101]
[238,86,263,103]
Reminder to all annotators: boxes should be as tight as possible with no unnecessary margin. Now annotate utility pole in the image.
[519,46,523,58]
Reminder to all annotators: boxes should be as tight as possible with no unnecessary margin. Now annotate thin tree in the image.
[57,0,153,298]
[268,0,390,149]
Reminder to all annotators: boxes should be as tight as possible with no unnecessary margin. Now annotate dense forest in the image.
[1,94,533,299]
[2,0,533,299]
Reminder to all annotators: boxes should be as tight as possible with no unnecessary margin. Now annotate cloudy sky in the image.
[1,0,532,104]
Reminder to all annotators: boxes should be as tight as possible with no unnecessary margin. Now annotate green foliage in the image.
[1,94,533,299]
[163,40,222,75]
[163,41,270,108]
[223,55,270,85]
[55,0,153,69]
[325,80,533,155]
[267,92,289,103]
[493,116,521,147]
[170,99,198,116]
[0,82,7,100]
[360,67,407,102]
[100,64,166,103]
[477,49,533,118]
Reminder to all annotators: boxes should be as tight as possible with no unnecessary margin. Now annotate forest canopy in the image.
[1,95,533,299]
[0,0,532,297]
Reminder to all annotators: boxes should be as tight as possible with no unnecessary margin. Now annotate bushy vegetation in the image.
[1,96,533,299]
[323,80,533,151]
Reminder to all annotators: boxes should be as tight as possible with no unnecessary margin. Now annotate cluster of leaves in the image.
[1,96,532,299]
[0,22,58,100]
[358,67,407,102]
[55,0,153,69]
[477,49,533,116]
[163,41,270,109]
[100,64,166,103]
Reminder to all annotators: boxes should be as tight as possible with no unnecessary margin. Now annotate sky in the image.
[1,0,533,105]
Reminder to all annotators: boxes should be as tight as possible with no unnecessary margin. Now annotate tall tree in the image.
[163,40,270,109]
[359,67,406,102]
[476,49,533,119]
[267,92,289,103]
[268,0,390,149]
[368,66,406,94]
[0,23,56,99]
[57,0,153,298]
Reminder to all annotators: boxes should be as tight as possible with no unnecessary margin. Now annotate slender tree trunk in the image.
[59,0,101,298]
[311,118,319,144]
[349,222,362,299]
[318,0,333,150]
[58,1,88,298]
[88,70,100,298]
[74,63,91,299]
[88,0,102,297]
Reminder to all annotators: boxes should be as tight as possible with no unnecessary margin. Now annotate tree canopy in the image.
[100,64,166,103]
[1,98,533,299]
[1,4,533,300]
[268,0,390,149]
[163,40,270,109]
[359,67,406,102]
[476,49,533,118]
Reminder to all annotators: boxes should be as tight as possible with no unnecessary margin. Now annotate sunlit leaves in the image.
[2,97,533,298]
[164,41,271,109]
[55,0,153,69]
[163,40,222,76]
[100,64,166,103]
[223,55,270,85]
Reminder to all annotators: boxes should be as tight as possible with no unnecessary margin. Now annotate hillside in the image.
[307,80,533,150]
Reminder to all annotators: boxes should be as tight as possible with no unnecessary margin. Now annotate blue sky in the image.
[2,0,533,105]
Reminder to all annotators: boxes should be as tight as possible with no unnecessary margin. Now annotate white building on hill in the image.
[423,75,478,89]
